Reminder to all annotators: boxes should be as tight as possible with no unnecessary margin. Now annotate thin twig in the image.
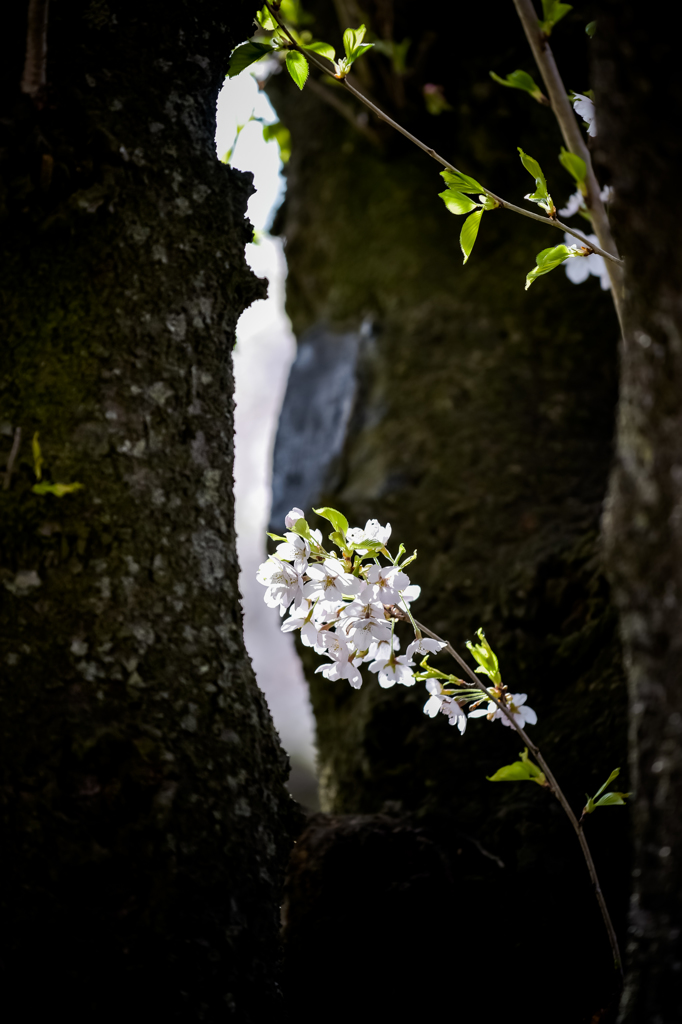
[512,0,625,316]
[3,427,22,491]
[21,0,49,101]
[413,616,624,977]
[264,2,624,266]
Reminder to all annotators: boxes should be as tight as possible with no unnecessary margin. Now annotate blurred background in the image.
[216,71,319,810]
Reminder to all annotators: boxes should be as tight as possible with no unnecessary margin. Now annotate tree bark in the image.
[270,1,628,1018]
[592,4,682,1020]
[0,2,297,1019]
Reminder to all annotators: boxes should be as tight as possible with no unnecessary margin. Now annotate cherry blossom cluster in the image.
[256,506,537,734]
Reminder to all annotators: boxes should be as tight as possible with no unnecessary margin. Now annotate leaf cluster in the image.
[583,769,630,815]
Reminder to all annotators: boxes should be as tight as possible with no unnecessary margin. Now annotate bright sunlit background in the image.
[216,69,319,809]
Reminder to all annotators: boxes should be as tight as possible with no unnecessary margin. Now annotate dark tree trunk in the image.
[593,5,682,1021]
[269,1,629,1019]
[0,3,297,1020]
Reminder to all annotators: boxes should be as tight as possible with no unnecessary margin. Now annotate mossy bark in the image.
[270,2,628,1018]
[0,3,297,1019]
[593,5,682,1020]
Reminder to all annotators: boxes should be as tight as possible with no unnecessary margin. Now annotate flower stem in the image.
[412,616,624,979]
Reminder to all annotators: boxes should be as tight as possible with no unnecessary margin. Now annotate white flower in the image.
[338,592,391,644]
[423,681,466,733]
[303,558,363,604]
[344,615,392,646]
[400,584,421,608]
[358,635,400,663]
[281,613,321,648]
[572,93,597,136]
[468,692,537,729]
[346,518,392,551]
[284,507,305,529]
[339,592,385,622]
[406,636,446,660]
[497,693,538,729]
[319,629,353,661]
[559,186,612,220]
[442,698,467,732]
[365,565,411,605]
[558,189,584,218]
[563,233,611,291]
[423,679,447,717]
[256,557,304,616]
[369,652,415,689]
[315,631,363,688]
[315,658,363,688]
[276,532,310,573]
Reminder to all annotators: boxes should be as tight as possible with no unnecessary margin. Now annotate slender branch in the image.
[3,427,22,491]
[21,0,49,101]
[413,615,624,977]
[263,1,624,267]
[512,0,625,318]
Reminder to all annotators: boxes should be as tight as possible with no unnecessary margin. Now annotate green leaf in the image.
[538,0,572,36]
[262,121,292,163]
[518,147,549,201]
[488,749,546,785]
[558,146,587,187]
[313,506,349,537]
[348,538,385,555]
[440,169,484,194]
[32,481,85,497]
[594,792,630,807]
[594,767,621,800]
[585,20,596,37]
[439,189,479,216]
[256,6,278,30]
[415,655,459,682]
[286,50,309,89]
[489,69,546,103]
[226,40,272,78]
[524,243,575,290]
[329,530,347,549]
[290,517,313,541]
[460,209,483,265]
[343,24,367,59]
[466,628,501,683]
[488,762,536,782]
[266,532,288,542]
[303,39,336,61]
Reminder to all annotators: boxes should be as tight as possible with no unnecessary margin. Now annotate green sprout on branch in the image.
[489,69,548,104]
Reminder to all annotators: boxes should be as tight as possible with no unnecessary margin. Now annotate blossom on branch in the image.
[276,532,310,573]
[406,636,446,660]
[369,651,415,689]
[366,564,411,604]
[256,556,304,616]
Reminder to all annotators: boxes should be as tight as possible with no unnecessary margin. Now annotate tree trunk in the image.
[0,3,297,1019]
[269,1,629,1018]
[592,5,682,1020]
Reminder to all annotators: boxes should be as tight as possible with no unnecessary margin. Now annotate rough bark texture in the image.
[593,5,682,1020]
[270,1,629,1018]
[0,2,298,1020]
